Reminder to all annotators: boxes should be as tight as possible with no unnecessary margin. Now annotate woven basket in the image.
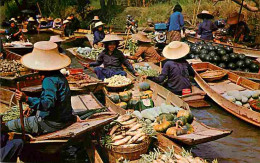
[106,137,150,162]
[0,71,16,77]
[249,100,260,111]
[200,70,227,82]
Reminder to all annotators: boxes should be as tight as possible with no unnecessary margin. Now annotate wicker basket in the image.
[249,100,260,111]
[106,137,150,162]
[200,70,227,82]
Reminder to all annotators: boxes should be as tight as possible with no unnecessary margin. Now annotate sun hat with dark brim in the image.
[94,21,105,28]
[28,17,35,22]
[54,18,62,23]
[197,10,214,19]
[67,16,72,20]
[47,17,54,21]
[101,34,123,43]
[132,32,151,43]
[63,20,70,24]
[40,18,47,22]
[49,35,64,43]
[21,41,71,71]
[227,12,244,25]
[10,18,17,22]
[162,41,190,60]
[93,16,100,21]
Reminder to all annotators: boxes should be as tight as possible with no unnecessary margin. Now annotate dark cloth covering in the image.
[93,30,105,45]
[70,17,80,32]
[7,26,20,41]
[198,19,218,40]
[148,60,194,95]
[228,21,250,43]
[94,67,127,81]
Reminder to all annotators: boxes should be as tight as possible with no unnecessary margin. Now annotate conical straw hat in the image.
[28,17,35,22]
[93,16,99,21]
[94,21,105,28]
[227,12,244,25]
[101,34,123,43]
[132,32,151,43]
[40,18,47,22]
[54,18,62,23]
[47,17,53,21]
[63,20,69,24]
[49,35,64,43]
[21,41,71,71]
[162,41,190,60]
[197,10,214,19]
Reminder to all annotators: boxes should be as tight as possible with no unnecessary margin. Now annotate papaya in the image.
[153,118,171,132]
[116,102,127,109]
[177,110,193,124]
[119,91,132,102]
[166,127,177,136]
[128,98,139,110]
[109,94,120,103]
[138,82,150,91]
[156,113,176,123]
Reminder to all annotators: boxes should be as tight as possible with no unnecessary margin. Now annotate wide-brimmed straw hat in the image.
[49,35,64,43]
[93,16,100,21]
[67,16,72,20]
[197,10,214,19]
[28,17,35,22]
[101,34,123,43]
[21,41,71,71]
[40,18,47,22]
[132,32,151,43]
[10,18,17,22]
[162,41,190,60]
[95,21,105,28]
[227,12,244,25]
[54,18,62,23]
[36,15,42,18]
[47,17,53,21]
[63,20,69,24]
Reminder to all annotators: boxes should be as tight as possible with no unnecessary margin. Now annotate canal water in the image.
[14,33,260,163]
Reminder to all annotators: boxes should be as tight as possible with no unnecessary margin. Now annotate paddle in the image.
[16,82,26,141]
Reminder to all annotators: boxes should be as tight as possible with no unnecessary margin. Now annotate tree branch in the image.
[232,0,259,12]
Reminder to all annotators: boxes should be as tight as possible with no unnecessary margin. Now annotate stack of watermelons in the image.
[185,41,259,73]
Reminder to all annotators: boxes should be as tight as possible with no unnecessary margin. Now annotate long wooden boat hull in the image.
[51,28,63,35]
[231,70,260,82]
[3,46,33,56]
[103,78,232,145]
[187,35,260,58]
[192,62,260,127]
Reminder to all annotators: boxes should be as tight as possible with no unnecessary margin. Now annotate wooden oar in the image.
[123,26,131,53]
[17,82,26,141]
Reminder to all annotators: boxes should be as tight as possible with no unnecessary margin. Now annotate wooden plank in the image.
[71,96,88,112]
[79,94,102,110]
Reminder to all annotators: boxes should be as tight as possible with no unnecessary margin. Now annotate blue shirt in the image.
[27,71,75,122]
[93,30,105,45]
[168,12,184,31]
[148,60,194,94]
[198,19,217,40]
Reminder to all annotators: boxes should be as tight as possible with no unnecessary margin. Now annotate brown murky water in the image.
[25,33,260,163]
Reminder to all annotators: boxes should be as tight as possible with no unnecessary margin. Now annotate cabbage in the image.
[133,111,142,119]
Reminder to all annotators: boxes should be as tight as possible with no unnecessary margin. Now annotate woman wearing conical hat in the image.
[144,41,194,95]
[90,16,100,32]
[5,41,78,134]
[86,35,138,80]
[27,17,37,34]
[227,12,250,43]
[197,10,218,40]
[127,32,162,63]
[93,21,105,48]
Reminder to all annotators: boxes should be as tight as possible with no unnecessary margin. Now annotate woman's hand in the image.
[15,90,27,102]
[23,106,32,117]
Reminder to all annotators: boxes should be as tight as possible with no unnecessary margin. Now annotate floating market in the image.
[0,0,260,163]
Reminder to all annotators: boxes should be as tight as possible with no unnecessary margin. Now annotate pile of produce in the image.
[126,39,138,54]
[76,47,103,60]
[1,104,28,122]
[186,41,259,73]
[134,63,159,77]
[132,103,194,137]
[0,59,28,77]
[109,82,154,110]
[222,90,260,110]
[104,75,132,87]
[139,147,217,163]
[100,114,150,148]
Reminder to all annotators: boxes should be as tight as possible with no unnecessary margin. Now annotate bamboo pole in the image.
[37,2,42,16]
[192,0,197,26]
[234,0,244,41]
[17,82,26,141]
[123,26,131,53]
[193,0,201,26]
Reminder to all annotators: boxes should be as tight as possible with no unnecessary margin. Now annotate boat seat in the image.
[71,94,102,113]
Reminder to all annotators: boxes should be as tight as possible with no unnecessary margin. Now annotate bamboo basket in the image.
[106,137,150,162]
[199,70,227,82]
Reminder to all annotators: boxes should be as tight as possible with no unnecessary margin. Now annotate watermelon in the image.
[209,51,216,57]
[236,60,245,68]
[225,46,233,53]
[221,55,230,63]
[138,82,150,91]
[229,53,238,60]
[199,53,206,60]
[245,58,252,66]
[218,63,226,68]
[228,63,236,70]
[200,49,208,54]
[218,49,227,56]
[208,45,214,51]
[189,53,195,59]
[238,53,246,60]
[213,56,221,62]
[128,99,139,110]
[250,63,259,72]
[243,68,250,72]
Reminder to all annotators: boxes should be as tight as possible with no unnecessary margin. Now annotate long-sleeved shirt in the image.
[93,30,105,45]
[27,71,75,122]
[198,19,218,40]
[148,60,194,94]
[128,44,161,63]
[168,12,184,31]
[90,49,136,74]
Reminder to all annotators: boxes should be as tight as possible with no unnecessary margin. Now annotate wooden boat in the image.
[74,29,91,37]
[0,88,17,114]
[103,77,232,145]
[3,45,33,56]
[51,28,63,35]
[67,47,95,63]
[187,35,260,58]
[192,62,260,127]
[37,28,53,33]
[127,62,209,108]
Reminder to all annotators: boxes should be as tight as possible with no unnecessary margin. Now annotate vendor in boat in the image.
[86,35,138,80]
[197,10,217,40]
[26,17,37,34]
[1,119,23,162]
[69,14,80,33]
[49,35,64,53]
[36,15,42,24]
[6,21,22,41]
[144,41,194,96]
[45,17,54,28]
[93,21,105,48]
[4,41,78,134]
[53,18,62,29]
[227,12,250,43]
[168,4,184,42]
[90,16,100,32]
[38,17,48,29]
[127,32,162,63]
[63,20,72,37]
